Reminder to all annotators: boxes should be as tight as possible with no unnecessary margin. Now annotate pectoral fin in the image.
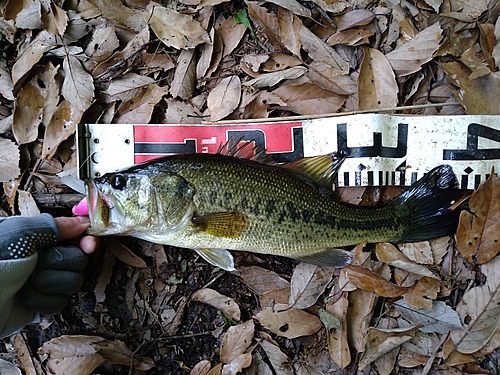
[295,249,353,268]
[193,212,249,238]
[195,248,235,271]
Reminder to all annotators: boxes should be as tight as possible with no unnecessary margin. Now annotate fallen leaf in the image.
[358,47,398,110]
[0,65,14,100]
[42,2,68,35]
[358,326,419,370]
[17,190,40,217]
[0,138,20,182]
[12,76,45,145]
[398,241,434,265]
[255,303,322,339]
[333,9,375,31]
[258,338,293,375]
[0,358,21,375]
[288,262,334,309]
[114,83,168,123]
[404,276,440,310]
[246,1,281,50]
[442,337,477,366]
[325,291,351,368]
[220,320,254,364]
[207,75,241,121]
[105,238,147,268]
[375,243,440,279]
[344,264,407,298]
[192,288,241,321]
[272,82,346,115]
[90,0,146,32]
[38,335,153,374]
[386,22,443,76]
[439,61,500,114]
[145,2,210,49]
[394,299,463,334]
[347,289,376,352]
[42,100,84,159]
[191,360,211,375]
[62,55,94,111]
[277,7,301,57]
[170,48,197,100]
[243,66,307,88]
[456,172,500,264]
[222,353,252,375]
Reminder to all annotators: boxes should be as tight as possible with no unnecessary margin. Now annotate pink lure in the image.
[72,197,89,216]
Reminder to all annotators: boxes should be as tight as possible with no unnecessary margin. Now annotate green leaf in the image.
[234,9,256,40]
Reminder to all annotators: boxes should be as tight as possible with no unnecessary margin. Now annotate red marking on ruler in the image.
[133,122,302,163]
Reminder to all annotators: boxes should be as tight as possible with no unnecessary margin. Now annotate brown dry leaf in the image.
[83,20,120,71]
[220,320,254,364]
[258,338,293,375]
[165,98,203,124]
[306,61,356,95]
[439,61,500,114]
[347,289,376,352]
[216,16,247,58]
[197,29,214,79]
[233,266,290,294]
[375,243,440,279]
[42,100,84,159]
[404,276,440,310]
[12,30,58,85]
[460,43,492,79]
[333,9,375,31]
[246,1,281,50]
[114,84,168,123]
[243,66,307,88]
[170,49,197,100]
[41,2,68,35]
[192,288,241,321]
[327,28,373,46]
[38,335,154,374]
[456,172,500,264]
[289,262,334,309]
[104,72,156,100]
[451,256,500,354]
[90,0,146,32]
[325,291,351,368]
[38,62,59,128]
[17,190,40,217]
[358,326,419,370]
[0,65,14,101]
[358,47,398,110]
[105,238,147,268]
[62,55,94,111]
[398,241,434,265]
[191,360,211,375]
[277,7,301,57]
[386,23,443,76]
[272,82,346,115]
[6,0,42,29]
[259,286,290,307]
[344,264,407,298]
[299,24,349,74]
[442,337,477,366]
[145,2,210,49]
[254,303,322,339]
[12,76,45,145]
[0,138,20,182]
[207,75,241,121]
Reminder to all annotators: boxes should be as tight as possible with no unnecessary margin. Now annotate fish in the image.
[86,141,461,271]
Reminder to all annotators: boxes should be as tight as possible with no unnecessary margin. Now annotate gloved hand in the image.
[0,213,97,339]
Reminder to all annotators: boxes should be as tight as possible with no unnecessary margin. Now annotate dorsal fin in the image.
[217,137,276,164]
[280,152,347,190]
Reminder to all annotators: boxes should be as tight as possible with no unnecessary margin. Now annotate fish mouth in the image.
[86,180,123,235]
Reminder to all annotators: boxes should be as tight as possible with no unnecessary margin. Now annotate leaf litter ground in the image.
[0,0,500,374]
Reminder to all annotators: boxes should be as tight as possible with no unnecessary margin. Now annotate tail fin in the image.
[389,165,461,243]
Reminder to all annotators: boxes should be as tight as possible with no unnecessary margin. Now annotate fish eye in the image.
[110,174,127,190]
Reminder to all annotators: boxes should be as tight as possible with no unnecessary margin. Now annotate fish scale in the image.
[87,150,462,270]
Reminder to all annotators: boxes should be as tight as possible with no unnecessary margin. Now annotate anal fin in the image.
[195,248,235,271]
[295,248,353,268]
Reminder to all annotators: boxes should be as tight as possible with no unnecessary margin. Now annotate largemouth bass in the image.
[86,142,460,271]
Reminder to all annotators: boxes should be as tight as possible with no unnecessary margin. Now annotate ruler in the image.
[77,114,500,189]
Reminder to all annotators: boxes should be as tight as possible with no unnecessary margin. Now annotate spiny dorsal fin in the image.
[217,137,276,164]
[193,212,249,238]
[281,152,347,190]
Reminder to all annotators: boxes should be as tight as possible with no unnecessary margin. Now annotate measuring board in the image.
[77,114,500,189]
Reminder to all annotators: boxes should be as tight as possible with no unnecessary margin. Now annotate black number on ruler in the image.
[135,140,196,154]
[337,123,408,158]
[443,123,500,160]
[227,128,304,162]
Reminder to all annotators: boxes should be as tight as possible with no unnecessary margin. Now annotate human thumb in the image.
[54,217,90,241]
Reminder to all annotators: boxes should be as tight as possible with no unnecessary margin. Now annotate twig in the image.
[202,102,459,124]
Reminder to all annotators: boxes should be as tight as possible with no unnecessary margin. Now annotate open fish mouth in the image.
[86,180,113,234]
